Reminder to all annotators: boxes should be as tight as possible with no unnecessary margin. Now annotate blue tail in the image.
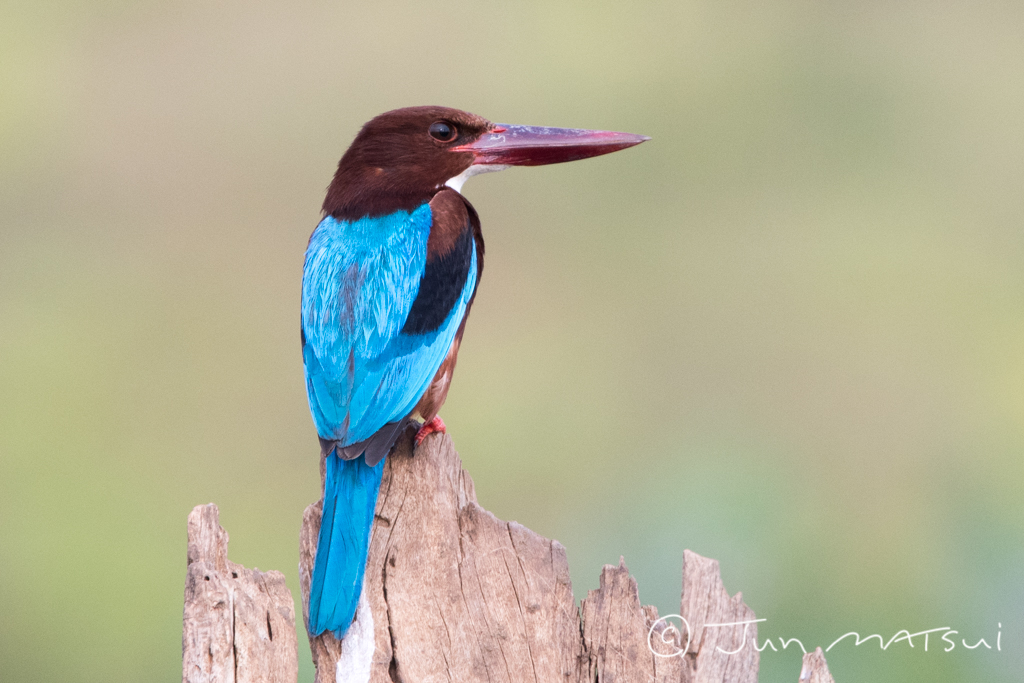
[308,451,385,637]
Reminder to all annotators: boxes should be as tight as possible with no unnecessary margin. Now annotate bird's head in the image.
[323,106,648,220]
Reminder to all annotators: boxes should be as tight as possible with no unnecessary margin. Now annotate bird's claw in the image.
[415,416,447,446]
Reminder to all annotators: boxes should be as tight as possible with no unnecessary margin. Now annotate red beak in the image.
[455,124,649,166]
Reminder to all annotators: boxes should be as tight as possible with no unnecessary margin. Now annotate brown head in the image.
[323,106,649,220]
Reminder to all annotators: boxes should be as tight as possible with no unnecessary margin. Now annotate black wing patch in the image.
[402,221,474,335]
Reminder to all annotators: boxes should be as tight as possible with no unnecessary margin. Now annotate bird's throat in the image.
[444,164,510,194]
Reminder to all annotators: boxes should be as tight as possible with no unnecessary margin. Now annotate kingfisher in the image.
[302,106,647,637]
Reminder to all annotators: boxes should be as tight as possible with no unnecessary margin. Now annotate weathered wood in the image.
[581,559,686,682]
[577,552,759,683]
[297,429,817,683]
[183,504,298,683]
[179,432,840,682]
[182,436,839,679]
[680,550,759,683]
[798,648,835,683]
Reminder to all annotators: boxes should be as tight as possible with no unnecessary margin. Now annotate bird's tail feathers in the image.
[307,450,385,638]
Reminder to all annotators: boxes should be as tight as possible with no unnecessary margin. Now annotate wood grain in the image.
[183,504,298,683]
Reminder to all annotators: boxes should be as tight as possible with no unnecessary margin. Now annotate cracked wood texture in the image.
[183,504,298,683]
[298,430,830,683]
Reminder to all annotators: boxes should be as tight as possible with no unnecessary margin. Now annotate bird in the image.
[302,106,647,638]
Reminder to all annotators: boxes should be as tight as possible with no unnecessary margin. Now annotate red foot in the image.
[415,416,447,446]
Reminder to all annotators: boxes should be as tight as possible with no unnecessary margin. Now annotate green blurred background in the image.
[2,1,1022,680]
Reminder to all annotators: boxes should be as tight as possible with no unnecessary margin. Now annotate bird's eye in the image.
[429,121,457,142]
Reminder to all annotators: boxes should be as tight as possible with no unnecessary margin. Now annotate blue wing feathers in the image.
[302,203,475,444]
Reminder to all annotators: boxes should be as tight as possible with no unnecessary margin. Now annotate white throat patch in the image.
[445,164,510,193]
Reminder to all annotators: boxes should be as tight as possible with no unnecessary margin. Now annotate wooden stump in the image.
[181,430,839,682]
[183,504,298,683]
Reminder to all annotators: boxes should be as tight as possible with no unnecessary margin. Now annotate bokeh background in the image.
[2,1,1023,681]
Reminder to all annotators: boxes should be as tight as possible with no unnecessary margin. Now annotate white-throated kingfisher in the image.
[302,106,647,637]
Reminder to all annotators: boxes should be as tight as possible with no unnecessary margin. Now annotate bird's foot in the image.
[414,416,447,446]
